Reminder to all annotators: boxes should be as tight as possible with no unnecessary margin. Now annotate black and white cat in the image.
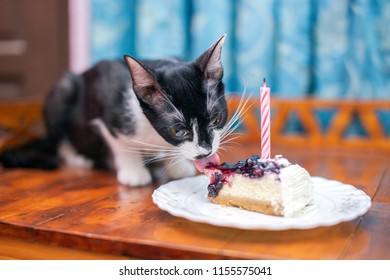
[1,35,235,187]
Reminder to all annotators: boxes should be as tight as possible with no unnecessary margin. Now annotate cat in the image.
[0,35,233,187]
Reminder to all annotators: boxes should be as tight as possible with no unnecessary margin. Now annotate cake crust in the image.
[209,194,283,216]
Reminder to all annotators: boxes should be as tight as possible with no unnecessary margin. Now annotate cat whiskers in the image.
[143,152,182,167]
[164,155,189,171]
[218,134,244,155]
[220,135,243,148]
[220,90,253,144]
[208,93,227,117]
[123,138,182,166]
[125,138,176,151]
[217,89,253,157]
[123,138,195,173]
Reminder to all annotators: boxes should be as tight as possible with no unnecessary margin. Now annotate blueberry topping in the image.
[206,154,290,197]
[252,154,260,160]
[207,172,226,198]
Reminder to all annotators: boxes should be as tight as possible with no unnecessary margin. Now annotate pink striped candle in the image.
[260,78,271,160]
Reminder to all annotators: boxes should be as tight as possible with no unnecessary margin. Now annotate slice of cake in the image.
[204,155,314,217]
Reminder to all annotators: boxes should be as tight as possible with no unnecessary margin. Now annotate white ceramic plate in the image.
[152,175,372,230]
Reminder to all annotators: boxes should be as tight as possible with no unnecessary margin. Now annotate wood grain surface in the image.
[0,144,389,259]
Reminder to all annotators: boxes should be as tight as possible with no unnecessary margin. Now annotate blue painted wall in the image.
[90,0,390,100]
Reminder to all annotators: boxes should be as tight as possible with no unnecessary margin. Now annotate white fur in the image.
[92,117,153,187]
[58,140,93,169]
[90,89,167,187]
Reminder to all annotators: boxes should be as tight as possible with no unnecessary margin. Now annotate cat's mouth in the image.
[193,153,220,172]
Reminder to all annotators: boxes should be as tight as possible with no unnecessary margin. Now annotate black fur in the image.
[0,36,228,171]
[0,139,58,169]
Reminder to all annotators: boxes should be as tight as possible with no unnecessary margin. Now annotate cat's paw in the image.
[165,159,197,180]
[117,167,152,187]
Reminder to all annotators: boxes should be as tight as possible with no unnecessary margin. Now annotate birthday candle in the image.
[260,78,271,160]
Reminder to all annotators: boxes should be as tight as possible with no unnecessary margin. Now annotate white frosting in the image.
[273,154,291,166]
[279,164,314,217]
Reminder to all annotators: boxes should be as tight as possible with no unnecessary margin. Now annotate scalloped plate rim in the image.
[152,175,372,230]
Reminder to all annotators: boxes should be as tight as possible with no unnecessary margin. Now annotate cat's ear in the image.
[195,34,226,82]
[124,55,165,107]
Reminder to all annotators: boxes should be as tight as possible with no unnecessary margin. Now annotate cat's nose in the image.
[194,151,212,160]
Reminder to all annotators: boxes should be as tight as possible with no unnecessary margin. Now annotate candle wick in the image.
[263,77,266,87]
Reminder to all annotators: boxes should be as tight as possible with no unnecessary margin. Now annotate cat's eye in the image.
[210,114,223,126]
[169,127,190,138]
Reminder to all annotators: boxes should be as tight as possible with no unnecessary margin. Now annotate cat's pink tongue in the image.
[194,153,220,172]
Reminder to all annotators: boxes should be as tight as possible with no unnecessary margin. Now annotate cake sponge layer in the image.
[208,173,284,216]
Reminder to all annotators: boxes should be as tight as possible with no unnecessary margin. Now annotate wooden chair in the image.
[0,101,43,153]
[227,97,390,152]
[1,97,389,154]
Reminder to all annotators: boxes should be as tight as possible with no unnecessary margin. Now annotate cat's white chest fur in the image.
[90,90,196,186]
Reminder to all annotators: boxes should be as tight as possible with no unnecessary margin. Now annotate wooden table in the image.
[0,144,389,259]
